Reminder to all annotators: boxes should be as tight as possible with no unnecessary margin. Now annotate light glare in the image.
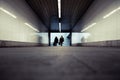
[0,7,17,18]
[58,0,61,18]
[24,23,39,32]
[59,23,61,32]
[81,23,96,32]
[103,6,120,19]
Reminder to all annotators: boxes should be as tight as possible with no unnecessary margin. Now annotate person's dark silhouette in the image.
[53,36,58,46]
[59,36,64,46]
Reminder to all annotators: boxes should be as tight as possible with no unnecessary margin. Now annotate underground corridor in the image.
[0,0,120,80]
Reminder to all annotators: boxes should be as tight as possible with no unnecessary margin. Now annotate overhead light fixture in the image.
[24,23,39,32]
[58,0,61,32]
[59,22,61,32]
[81,23,96,32]
[103,6,120,19]
[58,0,61,18]
[0,7,17,18]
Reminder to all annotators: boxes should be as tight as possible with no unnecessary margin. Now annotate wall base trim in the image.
[0,40,48,47]
[72,40,120,47]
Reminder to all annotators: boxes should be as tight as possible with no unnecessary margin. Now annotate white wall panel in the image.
[76,0,120,43]
[0,0,47,43]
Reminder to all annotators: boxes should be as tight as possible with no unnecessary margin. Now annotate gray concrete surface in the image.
[0,47,120,80]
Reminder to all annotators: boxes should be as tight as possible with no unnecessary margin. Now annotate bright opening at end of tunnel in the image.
[50,33,70,47]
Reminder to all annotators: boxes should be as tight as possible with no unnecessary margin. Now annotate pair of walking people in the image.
[53,36,64,46]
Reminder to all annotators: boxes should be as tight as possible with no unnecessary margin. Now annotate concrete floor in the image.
[0,47,120,80]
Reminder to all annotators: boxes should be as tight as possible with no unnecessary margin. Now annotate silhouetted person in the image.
[59,36,64,46]
[53,36,58,46]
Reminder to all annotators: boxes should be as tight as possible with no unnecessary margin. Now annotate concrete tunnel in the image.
[0,0,120,80]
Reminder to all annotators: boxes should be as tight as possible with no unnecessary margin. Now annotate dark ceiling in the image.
[26,0,94,32]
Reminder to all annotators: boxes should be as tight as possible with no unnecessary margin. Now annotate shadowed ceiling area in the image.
[25,0,94,32]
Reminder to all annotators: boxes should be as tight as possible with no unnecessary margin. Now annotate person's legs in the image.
[60,42,62,46]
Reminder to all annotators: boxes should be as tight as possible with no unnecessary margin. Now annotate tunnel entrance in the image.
[50,33,71,46]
